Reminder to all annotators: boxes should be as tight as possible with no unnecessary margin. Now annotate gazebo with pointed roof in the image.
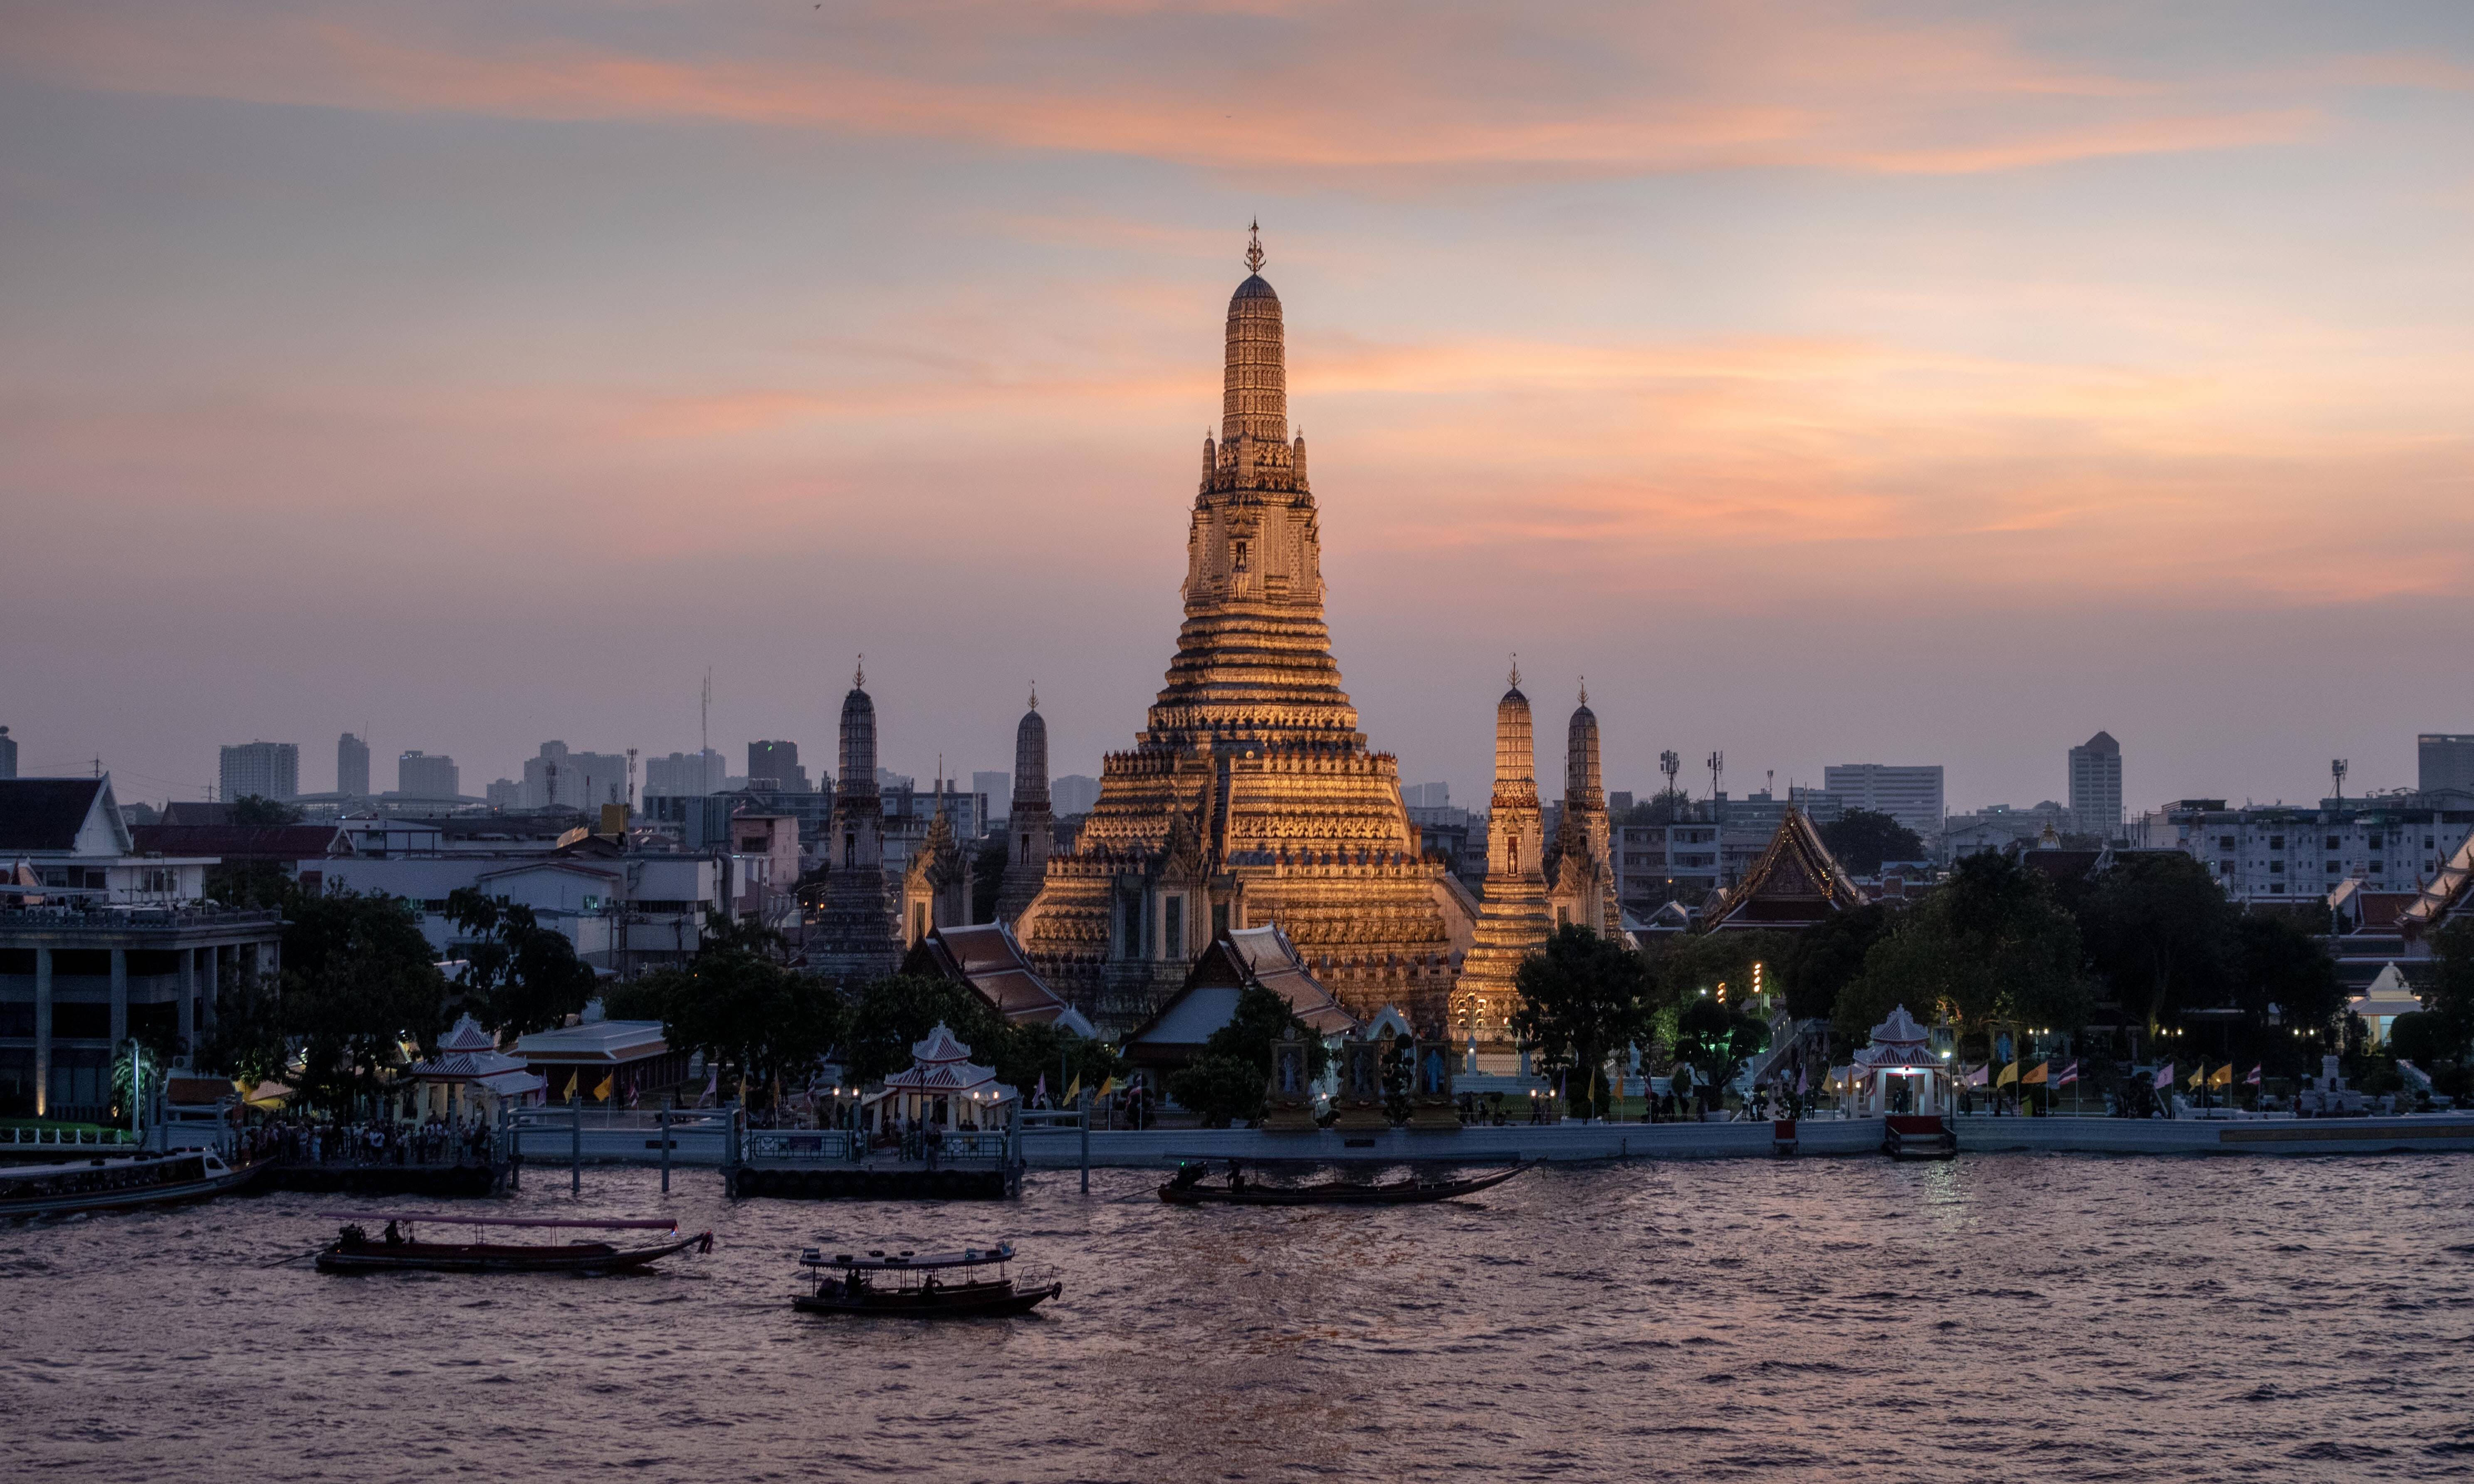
[870,1022,1015,1132]
[406,1013,547,1121]
[1845,1004,1947,1117]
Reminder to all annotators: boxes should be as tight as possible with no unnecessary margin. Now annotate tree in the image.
[843,974,1006,1086]
[2414,917,2474,1052]
[194,968,290,1088]
[1513,925,1653,1121]
[970,838,1007,923]
[281,889,449,1112]
[1673,995,1769,1105]
[1618,790,1695,827]
[2230,909,2346,1064]
[1166,985,1328,1127]
[654,933,847,1109]
[229,794,304,826]
[440,889,598,1036]
[1819,809,1927,875]
[1836,851,2087,1055]
[1777,903,1895,1023]
[2078,851,2239,1031]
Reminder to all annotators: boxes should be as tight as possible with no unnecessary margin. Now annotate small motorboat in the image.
[793,1242,1060,1318]
[314,1212,714,1273]
[1157,1158,1529,1206]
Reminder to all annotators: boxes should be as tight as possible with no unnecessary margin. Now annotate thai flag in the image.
[2153,1062,2175,1089]
[2053,1061,2079,1087]
[2245,1064,2263,1086]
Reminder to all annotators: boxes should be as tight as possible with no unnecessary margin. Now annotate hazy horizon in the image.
[5,2,2469,816]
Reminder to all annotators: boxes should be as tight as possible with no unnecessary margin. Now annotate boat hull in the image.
[793,1280,1060,1318]
[315,1232,712,1274]
[1159,1164,1527,1207]
[0,1155,262,1220]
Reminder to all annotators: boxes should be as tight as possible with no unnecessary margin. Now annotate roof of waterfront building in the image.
[902,922,1095,1035]
[1125,925,1359,1066]
[1700,807,1868,931]
[513,1018,667,1064]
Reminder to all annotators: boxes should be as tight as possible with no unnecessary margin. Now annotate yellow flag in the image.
[1996,1062,2019,1087]
[2022,1062,2049,1086]
[1098,1077,1118,1099]
[2188,1065,2206,1089]
[562,1071,578,1100]
[2209,1063,2234,1087]
[1063,1074,1081,1106]
[593,1072,614,1102]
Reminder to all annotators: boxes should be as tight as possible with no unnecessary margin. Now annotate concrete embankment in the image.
[1016,1114,2474,1168]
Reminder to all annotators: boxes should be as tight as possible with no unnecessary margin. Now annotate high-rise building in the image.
[1050,774,1101,816]
[2421,734,2474,796]
[2068,732,2124,838]
[1014,230,1459,1030]
[1821,764,1945,843]
[644,749,728,797]
[219,741,299,802]
[395,750,460,799]
[972,770,1012,821]
[1401,782,1450,809]
[748,740,811,793]
[484,779,522,809]
[520,741,627,811]
[336,733,369,797]
[0,726,16,781]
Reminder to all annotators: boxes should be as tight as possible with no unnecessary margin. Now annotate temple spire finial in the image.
[854,654,865,690]
[1508,653,1521,689]
[1578,675,1588,706]
[1028,681,1038,712]
[1245,219,1265,275]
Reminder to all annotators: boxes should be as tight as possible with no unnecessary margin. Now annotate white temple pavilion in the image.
[406,1013,546,1121]
[866,1023,1016,1133]
[1846,1005,1947,1117]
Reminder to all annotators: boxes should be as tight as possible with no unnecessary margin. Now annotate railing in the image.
[745,1129,862,1163]
[3,1126,136,1148]
[507,1107,735,1133]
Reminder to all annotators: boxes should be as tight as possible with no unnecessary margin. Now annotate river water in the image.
[7,1155,2472,1482]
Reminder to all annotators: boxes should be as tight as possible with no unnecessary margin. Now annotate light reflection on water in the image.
[6,1155,2473,1482]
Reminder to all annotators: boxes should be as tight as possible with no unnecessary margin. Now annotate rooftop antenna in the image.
[1767,768,1775,798]
[700,668,712,760]
[1659,749,1681,796]
[2331,758,2348,801]
[1708,750,1724,799]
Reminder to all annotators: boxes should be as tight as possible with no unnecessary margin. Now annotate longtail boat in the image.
[314,1212,713,1273]
[793,1242,1060,1318]
[1157,1158,1529,1207]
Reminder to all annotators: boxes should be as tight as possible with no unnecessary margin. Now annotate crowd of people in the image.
[239,1116,497,1167]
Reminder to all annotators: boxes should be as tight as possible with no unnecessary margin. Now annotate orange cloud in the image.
[0,2,2335,177]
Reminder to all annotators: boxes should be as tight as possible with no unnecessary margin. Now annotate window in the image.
[1232,539,1250,573]
[2268,836,2285,851]
[1213,902,1230,938]
[1164,896,1184,958]
[2219,861,2235,875]
[421,898,450,913]
[2370,862,2383,874]
[2325,835,2341,850]
[2269,861,2285,874]
[1019,832,1032,864]
[2219,836,2236,850]
[843,832,856,868]
[912,904,927,941]
[739,837,767,853]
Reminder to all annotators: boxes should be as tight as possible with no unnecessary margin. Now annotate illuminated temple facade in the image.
[1015,231,1470,1032]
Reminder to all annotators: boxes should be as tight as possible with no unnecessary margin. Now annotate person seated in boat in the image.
[1169,1162,1207,1190]
[383,1220,405,1247]
[1225,1160,1246,1193]
[339,1223,368,1248]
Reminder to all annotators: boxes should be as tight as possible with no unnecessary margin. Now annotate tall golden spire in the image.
[1222,225,1285,446]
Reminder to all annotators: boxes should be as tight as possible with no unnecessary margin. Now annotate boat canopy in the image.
[800,1243,1015,1270]
[323,1212,679,1231]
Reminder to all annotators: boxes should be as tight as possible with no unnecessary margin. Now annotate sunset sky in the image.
[3,1,2469,814]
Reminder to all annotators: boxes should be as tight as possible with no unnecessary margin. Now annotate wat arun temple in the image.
[1013,230,1474,1031]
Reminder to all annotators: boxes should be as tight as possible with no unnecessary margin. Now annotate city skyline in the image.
[3,3,2469,814]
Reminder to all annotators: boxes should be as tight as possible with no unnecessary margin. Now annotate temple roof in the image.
[2400,825,2474,937]
[1700,806,1868,932]
[903,923,1094,1035]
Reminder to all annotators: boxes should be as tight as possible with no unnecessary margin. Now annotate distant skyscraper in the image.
[2068,732,2124,837]
[1821,764,1945,842]
[1402,782,1451,809]
[972,770,1013,820]
[484,778,523,809]
[0,726,15,780]
[396,750,460,798]
[219,741,299,802]
[521,741,627,810]
[1050,774,1101,816]
[644,749,728,797]
[748,739,811,793]
[337,733,370,796]
[2421,734,2474,796]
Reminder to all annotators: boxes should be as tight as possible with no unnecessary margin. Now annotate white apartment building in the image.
[1822,764,1945,842]
[395,750,460,799]
[643,749,728,798]
[2069,732,2123,838]
[2136,797,2474,902]
[219,741,299,802]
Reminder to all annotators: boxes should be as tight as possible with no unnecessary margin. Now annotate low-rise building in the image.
[2134,797,2474,904]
